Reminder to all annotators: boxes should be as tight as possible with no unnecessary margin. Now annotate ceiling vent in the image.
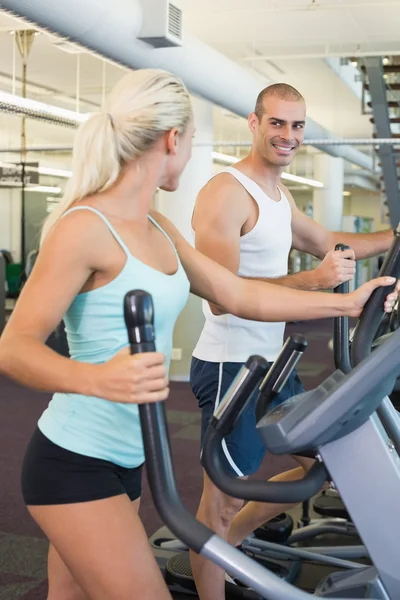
[138,1,183,48]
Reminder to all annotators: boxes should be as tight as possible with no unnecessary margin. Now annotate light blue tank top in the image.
[38,206,190,468]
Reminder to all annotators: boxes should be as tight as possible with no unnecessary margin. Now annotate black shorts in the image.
[21,427,143,506]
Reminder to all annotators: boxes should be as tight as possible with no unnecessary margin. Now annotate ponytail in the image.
[41,112,120,242]
[41,69,192,243]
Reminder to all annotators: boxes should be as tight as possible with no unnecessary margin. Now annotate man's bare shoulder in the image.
[195,172,250,223]
[199,172,248,199]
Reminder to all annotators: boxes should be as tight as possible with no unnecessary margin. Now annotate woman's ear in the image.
[166,128,179,155]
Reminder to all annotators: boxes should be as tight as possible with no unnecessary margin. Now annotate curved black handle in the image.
[333,244,352,373]
[124,289,212,553]
[203,426,328,503]
[351,227,400,366]
[213,355,269,437]
[255,334,307,422]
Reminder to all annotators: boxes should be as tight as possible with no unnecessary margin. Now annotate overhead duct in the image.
[0,0,373,171]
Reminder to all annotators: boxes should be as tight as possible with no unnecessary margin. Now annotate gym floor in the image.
[0,318,336,598]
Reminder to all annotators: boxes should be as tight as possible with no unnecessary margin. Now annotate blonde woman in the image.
[0,69,397,600]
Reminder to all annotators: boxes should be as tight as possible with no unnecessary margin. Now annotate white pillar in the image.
[156,96,213,244]
[312,154,344,231]
[156,96,213,380]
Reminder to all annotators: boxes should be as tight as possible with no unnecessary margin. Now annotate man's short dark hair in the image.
[254,83,305,121]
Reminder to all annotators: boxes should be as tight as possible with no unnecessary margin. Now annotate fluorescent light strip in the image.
[0,181,61,194]
[212,151,239,165]
[0,161,72,179]
[37,166,72,178]
[28,185,62,194]
[212,152,324,189]
[0,91,87,127]
[281,172,324,188]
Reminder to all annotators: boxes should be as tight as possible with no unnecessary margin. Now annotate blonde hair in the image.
[41,68,192,242]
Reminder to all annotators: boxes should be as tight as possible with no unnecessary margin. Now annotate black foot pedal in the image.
[313,490,350,520]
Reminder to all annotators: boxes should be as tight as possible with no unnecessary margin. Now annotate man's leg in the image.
[228,456,315,547]
[190,361,311,600]
[190,471,245,600]
[189,358,251,600]
[227,370,317,548]
[191,458,317,600]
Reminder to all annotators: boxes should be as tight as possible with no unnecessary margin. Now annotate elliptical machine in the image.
[124,283,400,599]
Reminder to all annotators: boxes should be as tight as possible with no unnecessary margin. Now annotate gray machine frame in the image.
[253,327,400,598]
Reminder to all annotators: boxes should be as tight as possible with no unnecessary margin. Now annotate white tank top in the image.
[193,167,293,363]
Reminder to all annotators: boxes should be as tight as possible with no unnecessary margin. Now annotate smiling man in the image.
[189,83,395,600]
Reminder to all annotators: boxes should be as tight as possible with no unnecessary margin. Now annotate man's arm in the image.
[283,183,394,260]
[241,253,354,291]
[326,229,393,259]
[192,174,247,314]
[192,176,353,317]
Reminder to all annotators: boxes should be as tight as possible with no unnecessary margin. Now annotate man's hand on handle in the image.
[313,248,356,289]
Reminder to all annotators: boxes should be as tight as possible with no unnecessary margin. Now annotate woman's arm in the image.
[151,211,397,321]
[178,233,355,320]
[0,211,104,393]
[180,237,396,320]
